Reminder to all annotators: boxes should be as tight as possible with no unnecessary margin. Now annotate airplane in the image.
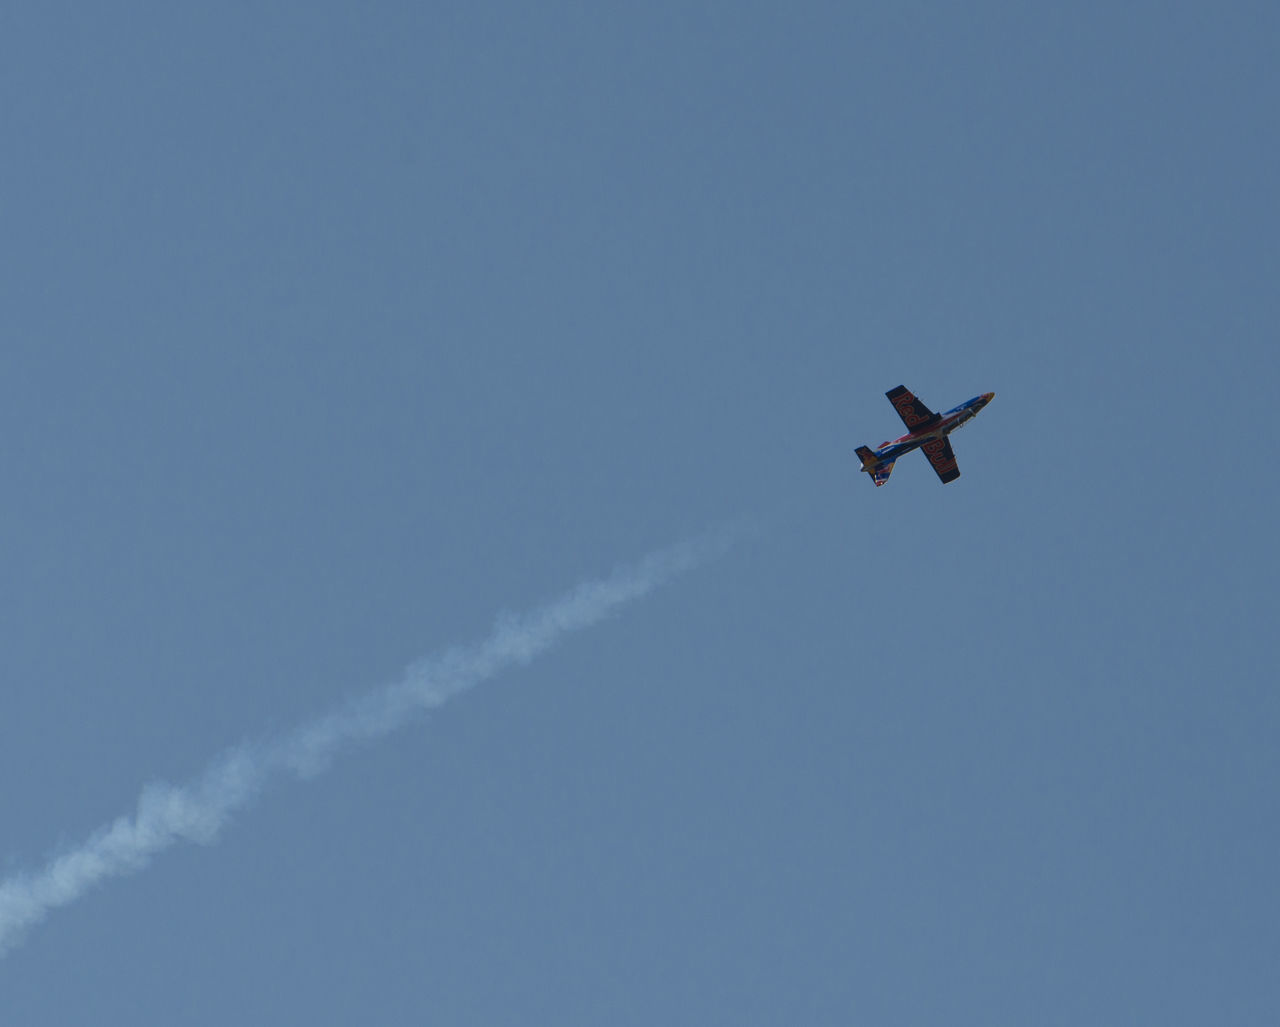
[856,386,995,486]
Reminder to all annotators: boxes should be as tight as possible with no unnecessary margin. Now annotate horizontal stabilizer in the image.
[856,445,896,486]
[871,461,896,486]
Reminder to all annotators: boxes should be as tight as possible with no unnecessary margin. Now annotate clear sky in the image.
[2,3,1276,1023]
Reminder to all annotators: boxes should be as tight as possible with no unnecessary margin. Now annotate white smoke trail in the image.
[0,525,745,957]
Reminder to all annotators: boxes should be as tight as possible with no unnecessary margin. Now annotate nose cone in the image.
[982,391,995,403]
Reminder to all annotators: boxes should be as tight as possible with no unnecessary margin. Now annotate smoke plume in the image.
[0,526,742,957]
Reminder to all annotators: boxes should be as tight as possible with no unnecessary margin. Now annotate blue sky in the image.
[2,3,1276,1023]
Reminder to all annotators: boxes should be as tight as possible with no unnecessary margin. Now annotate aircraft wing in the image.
[921,436,961,484]
[886,385,941,433]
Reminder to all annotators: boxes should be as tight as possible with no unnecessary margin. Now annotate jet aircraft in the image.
[856,386,994,486]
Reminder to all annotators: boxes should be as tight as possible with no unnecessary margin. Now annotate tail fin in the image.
[855,445,880,472]
[856,446,896,486]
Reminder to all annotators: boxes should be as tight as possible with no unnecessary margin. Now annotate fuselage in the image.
[871,392,995,463]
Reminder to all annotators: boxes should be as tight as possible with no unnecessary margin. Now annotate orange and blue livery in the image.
[856,386,995,486]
